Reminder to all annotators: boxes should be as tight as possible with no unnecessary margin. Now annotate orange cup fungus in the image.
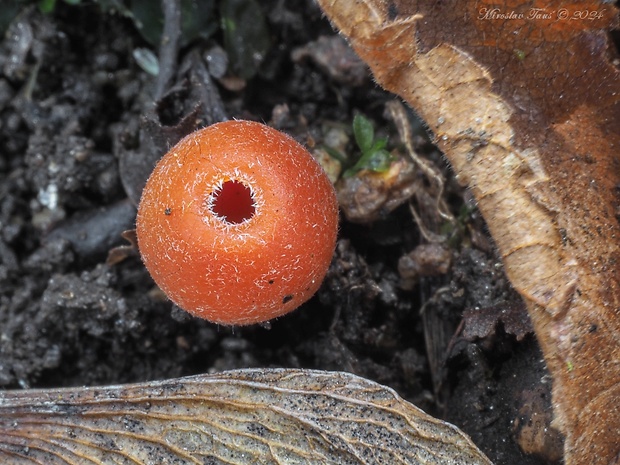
[136,120,339,325]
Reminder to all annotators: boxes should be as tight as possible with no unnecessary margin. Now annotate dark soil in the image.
[0,2,558,464]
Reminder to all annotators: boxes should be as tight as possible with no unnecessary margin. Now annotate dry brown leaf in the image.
[462,302,533,342]
[0,368,492,465]
[315,1,620,464]
[337,158,419,223]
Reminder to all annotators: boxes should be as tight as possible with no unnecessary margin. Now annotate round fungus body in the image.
[136,120,339,325]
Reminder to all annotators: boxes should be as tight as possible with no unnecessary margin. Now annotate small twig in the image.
[188,50,229,125]
[155,0,181,100]
[386,100,455,224]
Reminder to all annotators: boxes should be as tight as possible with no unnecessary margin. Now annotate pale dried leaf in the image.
[0,368,492,465]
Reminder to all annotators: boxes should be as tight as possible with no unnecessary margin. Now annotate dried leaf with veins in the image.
[315,1,620,464]
[0,368,492,465]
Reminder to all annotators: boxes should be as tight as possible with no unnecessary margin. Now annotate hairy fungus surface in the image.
[136,120,339,325]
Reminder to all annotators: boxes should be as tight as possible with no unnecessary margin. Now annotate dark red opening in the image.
[211,180,256,224]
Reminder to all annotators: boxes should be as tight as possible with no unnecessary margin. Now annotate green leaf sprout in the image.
[344,114,395,177]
